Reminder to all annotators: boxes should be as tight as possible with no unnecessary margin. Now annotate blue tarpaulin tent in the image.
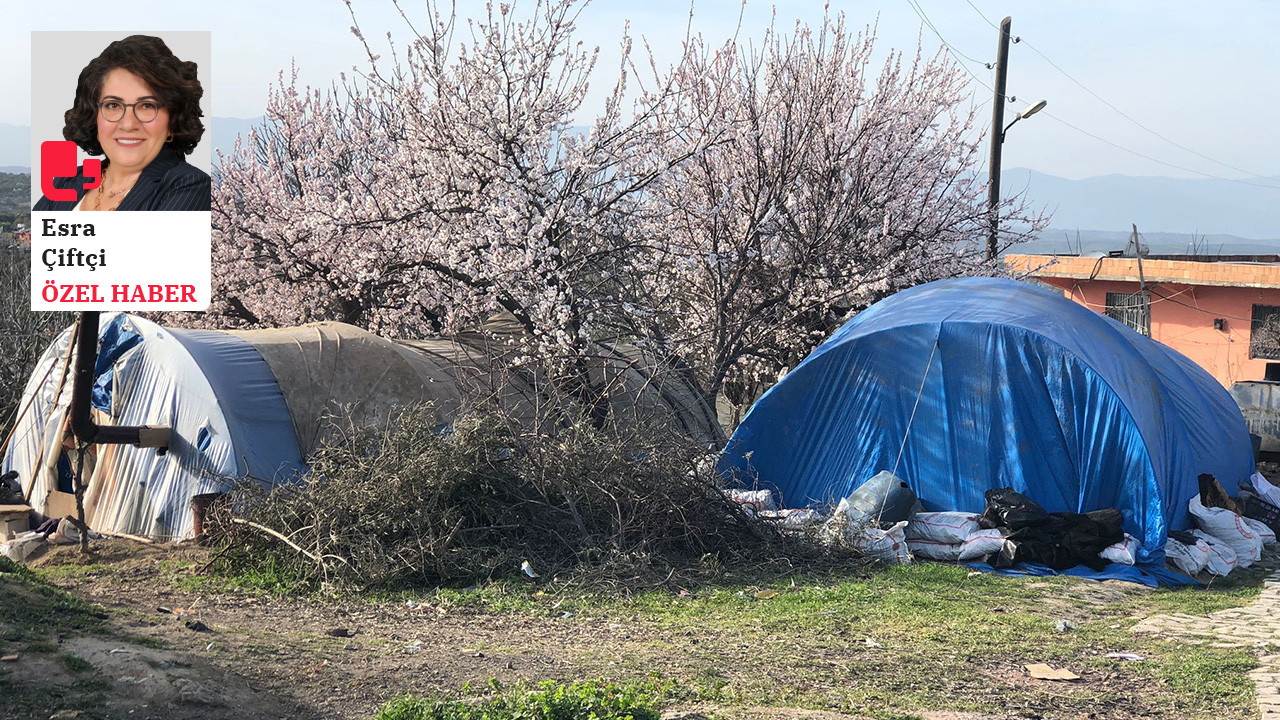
[719,277,1254,564]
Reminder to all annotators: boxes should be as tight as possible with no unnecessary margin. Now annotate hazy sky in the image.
[4,0,1278,183]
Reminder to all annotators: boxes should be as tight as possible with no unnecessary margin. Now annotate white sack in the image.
[1191,530,1239,576]
[853,521,911,564]
[821,500,910,564]
[1099,533,1142,565]
[1244,517,1277,546]
[907,538,964,561]
[905,512,981,544]
[1252,472,1280,509]
[1164,537,1209,576]
[759,508,824,528]
[957,528,1006,561]
[1188,494,1262,567]
[724,489,778,512]
[0,532,45,563]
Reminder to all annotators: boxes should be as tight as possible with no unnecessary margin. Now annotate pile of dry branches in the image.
[211,404,797,590]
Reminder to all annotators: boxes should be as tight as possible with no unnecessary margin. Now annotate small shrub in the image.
[373,680,661,720]
[212,403,809,589]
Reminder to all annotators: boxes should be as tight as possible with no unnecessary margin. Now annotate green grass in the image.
[173,552,313,596]
[431,562,1261,719]
[347,561,1265,718]
[26,543,1272,720]
[0,557,116,719]
[1138,559,1271,616]
[335,561,1265,719]
[0,557,107,644]
[373,679,662,720]
[0,670,110,720]
[58,652,93,674]
[1146,647,1257,712]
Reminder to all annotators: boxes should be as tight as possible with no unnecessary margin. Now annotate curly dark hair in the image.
[62,35,205,157]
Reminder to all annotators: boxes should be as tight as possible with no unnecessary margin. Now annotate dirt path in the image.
[20,541,736,719]
[1135,569,1280,720]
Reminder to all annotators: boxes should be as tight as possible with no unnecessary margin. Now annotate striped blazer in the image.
[33,145,211,212]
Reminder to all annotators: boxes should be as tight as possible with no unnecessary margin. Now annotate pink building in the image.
[1005,253,1280,388]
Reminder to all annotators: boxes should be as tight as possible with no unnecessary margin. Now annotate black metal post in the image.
[68,311,168,447]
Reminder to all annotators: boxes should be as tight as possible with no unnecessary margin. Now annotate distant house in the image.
[1005,252,1280,388]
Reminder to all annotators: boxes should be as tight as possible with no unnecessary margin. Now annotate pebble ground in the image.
[1134,569,1280,719]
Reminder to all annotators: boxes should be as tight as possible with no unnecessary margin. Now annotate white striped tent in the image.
[3,314,721,540]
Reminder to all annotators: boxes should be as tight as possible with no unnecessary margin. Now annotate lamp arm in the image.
[1001,115,1022,142]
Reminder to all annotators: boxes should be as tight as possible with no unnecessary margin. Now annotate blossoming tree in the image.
[213,0,705,417]
[628,14,1045,415]
[209,0,1043,423]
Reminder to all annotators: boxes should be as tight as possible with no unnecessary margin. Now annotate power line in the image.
[959,0,1280,186]
[961,0,1000,29]
[1041,111,1280,191]
[902,0,997,95]
[1068,284,1262,326]
[904,0,987,66]
[1020,38,1279,184]
[902,0,1009,176]
[1148,286,1261,323]
[914,1,1280,189]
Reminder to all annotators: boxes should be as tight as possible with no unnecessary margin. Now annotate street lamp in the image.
[986,99,1047,261]
[1003,100,1047,140]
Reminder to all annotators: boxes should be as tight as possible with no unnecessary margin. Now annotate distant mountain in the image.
[211,116,267,162]
[1009,229,1279,257]
[0,123,29,171]
[0,118,263,173]
[206,117,587,163]
[1005,168,1280,242]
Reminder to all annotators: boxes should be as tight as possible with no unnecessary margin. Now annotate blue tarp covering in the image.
[964,561,1200,588]
[719,278,1254,564]
[168,328,307,484]
[91,314,143,412]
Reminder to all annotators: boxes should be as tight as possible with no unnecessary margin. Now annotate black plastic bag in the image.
[1240,492,1280,536]
[0,471,22,505]
[979,487,1123,570]
[979,487,1049,531]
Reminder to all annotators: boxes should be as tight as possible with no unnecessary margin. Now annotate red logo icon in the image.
[40,141,101,201]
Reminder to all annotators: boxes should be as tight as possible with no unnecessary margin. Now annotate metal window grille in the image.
[1105,292,1150,336]
[1251,305,1280,360]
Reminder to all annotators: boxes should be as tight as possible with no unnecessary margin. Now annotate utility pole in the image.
[985,16,1013,262]
[1128,223,1147,294]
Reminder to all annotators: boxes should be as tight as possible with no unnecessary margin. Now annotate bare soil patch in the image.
[2,539,1260,720]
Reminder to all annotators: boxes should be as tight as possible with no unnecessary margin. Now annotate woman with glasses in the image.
[33,35,210,211]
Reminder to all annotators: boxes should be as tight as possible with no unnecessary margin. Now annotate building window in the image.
[1251,305,1280,360]
[1105,292,1150,336]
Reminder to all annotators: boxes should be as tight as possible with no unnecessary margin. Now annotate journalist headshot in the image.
[33,35,210,212]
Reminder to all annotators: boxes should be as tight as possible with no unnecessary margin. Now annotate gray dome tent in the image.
[3,314,721,540]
